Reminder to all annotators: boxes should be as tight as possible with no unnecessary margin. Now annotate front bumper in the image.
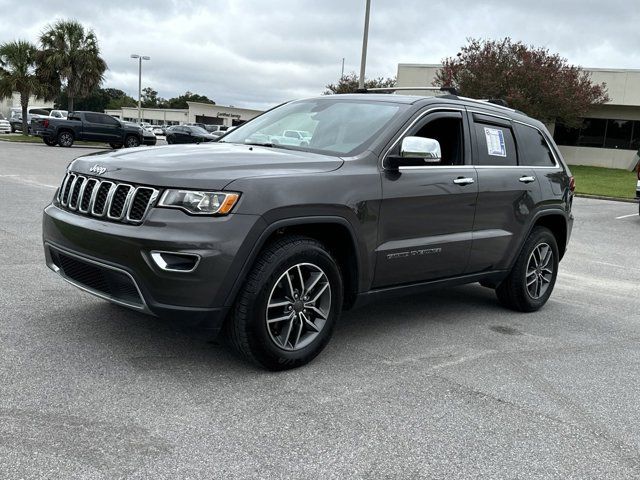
[43,203,265,331]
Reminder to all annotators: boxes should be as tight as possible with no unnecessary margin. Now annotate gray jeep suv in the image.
[42,93,574,370]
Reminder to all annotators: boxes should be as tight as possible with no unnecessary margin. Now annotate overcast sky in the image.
[1,0,638,110]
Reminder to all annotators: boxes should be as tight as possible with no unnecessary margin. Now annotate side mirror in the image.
[400,136,441,162]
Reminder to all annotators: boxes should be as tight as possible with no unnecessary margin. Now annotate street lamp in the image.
[358,0,371,91]
[130,54,150,123]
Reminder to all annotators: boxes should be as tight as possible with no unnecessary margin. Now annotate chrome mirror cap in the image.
[400,136,441,163]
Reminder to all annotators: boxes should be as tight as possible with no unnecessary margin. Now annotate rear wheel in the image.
[124,135,140,148]
[109,143,122,149]
[57,131,74,147]
[226,235,343,370]
[43,137,57,146]
[496,227,559,312]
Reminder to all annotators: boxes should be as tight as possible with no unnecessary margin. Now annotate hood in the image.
[68,142,344,190]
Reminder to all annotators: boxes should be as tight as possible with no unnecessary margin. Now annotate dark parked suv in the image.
[42,93,574,369]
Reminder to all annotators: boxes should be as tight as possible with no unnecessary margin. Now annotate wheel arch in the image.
[224,216,362,310]
[531,211,568,260]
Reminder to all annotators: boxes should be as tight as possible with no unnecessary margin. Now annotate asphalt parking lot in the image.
[1,141,640,479]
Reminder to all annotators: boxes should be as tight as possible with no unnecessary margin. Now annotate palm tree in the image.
[0,40,43,133]
[38,20,107,111]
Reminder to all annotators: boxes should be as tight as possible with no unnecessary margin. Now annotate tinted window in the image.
[515,123,556,166]
[474,123,517,166]
[405,114,464,166]
[577,118,606,147]
[103,115,121,126]
[604,119,632,149]
[85,113,101,124]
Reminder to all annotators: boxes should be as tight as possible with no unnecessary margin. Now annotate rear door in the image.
[465,111,542,274]
[82,113,105,141]
[373,107,478,287]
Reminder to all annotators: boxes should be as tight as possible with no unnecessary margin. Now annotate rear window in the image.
[473,123,517,166]
[515,123,556,167]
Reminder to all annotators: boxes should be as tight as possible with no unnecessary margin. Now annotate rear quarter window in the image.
[514,123,557,167]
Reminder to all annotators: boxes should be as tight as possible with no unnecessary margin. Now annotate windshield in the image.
[221,99,406,156]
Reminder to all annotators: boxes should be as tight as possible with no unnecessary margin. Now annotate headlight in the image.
[158,189,240,215]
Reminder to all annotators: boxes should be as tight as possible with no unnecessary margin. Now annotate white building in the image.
[105,102,262,128]
[0,93,54,118]
[396,63,640,169]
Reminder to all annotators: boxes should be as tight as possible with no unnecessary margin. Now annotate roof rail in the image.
[363,86,460,96]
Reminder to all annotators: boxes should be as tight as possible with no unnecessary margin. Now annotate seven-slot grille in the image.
[58,173,159,224]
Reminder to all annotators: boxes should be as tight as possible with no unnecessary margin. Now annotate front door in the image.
[373,108,478,288]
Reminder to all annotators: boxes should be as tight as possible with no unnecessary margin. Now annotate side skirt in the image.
[351,270,508,309]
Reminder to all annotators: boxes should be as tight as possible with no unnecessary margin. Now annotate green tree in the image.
[54,86,136,111]
[434,38,609,127]
[0,40,45,133]
[38,19,107,111]
[324,72,396,94]
[164,91,215,109]
[141,86,166,108]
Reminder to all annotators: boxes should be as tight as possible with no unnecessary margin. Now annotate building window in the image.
[554,117,637,150]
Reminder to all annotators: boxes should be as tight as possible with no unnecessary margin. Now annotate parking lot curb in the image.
[575,193,637,203]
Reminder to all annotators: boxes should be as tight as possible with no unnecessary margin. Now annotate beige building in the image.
[0,93,54,118]
[397,63,640,169]
[105,102,262,128]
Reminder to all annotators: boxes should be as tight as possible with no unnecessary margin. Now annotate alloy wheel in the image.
[265,262,331,351]
[526,243,553,299]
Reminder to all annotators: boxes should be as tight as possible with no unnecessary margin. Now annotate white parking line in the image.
[615,213,638,220]
[0,174,57,189]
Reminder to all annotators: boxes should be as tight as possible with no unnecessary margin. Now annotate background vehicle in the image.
[124,121,157,146]
[32,111,144,148]
[204,125,229,133]
[43,94,574,370]
[0,113,10,134]
[9,108,50,133]
[166,125,217,144]
[269,129,312,146]
[152,125,166,135]
[50,110,68,119]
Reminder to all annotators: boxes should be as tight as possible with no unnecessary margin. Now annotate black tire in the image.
[10,125,15,133]
[109,143,123,149]
[226,235,343,370]
[496,226,559,312]
[57,131,74,147]
[124,135,140,148]
[43,137,57,147]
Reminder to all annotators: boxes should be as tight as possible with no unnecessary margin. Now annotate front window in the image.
[221,98,407,156]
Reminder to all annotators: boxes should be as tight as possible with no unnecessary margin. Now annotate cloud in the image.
[1,0,638,109]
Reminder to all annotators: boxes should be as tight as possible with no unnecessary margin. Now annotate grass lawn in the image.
[569,165,637,200]
[0,134,105,147]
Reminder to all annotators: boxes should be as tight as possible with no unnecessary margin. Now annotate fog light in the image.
[150,251,200,272]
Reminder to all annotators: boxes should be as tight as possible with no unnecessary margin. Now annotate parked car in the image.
[269,129,313,147]
[43,93,574,370]
[166,125,217,144]
[152,125,166,136]
[204,125,229,133]
[9,108,51,133]
[50,110,68,119]
[0,113,10,134]
[124,122,157,146]
[31,111,144,148]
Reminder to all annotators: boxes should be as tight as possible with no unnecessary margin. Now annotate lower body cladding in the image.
[42,204,265,331]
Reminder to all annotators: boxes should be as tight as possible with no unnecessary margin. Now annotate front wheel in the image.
[496,226,559,312]
[57,131,74,147]
[226,235,343,370]
[109,143,123,149]
[43,137,57,146]
[124,135,140,148]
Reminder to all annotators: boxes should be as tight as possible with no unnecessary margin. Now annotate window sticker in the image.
[484,127,506,157]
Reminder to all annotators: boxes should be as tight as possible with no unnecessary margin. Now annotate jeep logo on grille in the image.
[89,165,107,175]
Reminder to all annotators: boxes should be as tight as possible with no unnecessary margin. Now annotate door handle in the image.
[519,176,536,183]
[453,177,475,186]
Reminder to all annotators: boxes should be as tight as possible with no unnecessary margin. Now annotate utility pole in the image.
[130,54,150,123]
[358,0,371,91]
[341,57,345,79]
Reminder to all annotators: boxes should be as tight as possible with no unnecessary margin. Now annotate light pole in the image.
[358,0,371,91]
[130,54,150,123]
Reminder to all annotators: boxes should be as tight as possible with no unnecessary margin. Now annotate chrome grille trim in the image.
[126,187,160,222]
[57,172,159,225]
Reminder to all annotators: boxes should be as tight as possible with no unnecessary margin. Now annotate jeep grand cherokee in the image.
[43,93,574,370]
